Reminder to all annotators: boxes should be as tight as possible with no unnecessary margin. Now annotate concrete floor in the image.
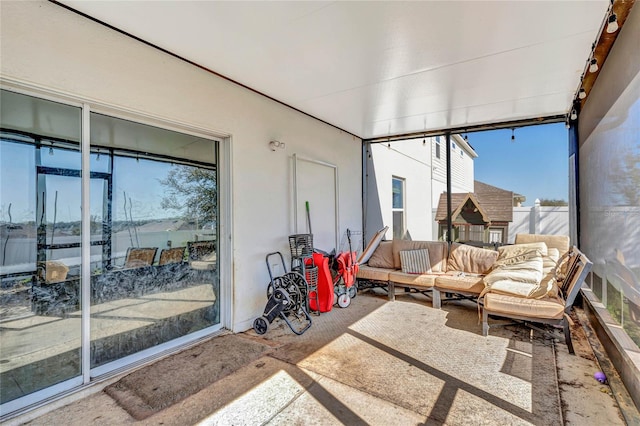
[6,291,634,425]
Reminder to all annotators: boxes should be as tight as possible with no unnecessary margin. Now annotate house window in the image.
[435,140,441,159]
[460,149,464,157]
[459,225,484,242]
[452,142,457,150]
[489,228,504,243]
[392,177,405,239]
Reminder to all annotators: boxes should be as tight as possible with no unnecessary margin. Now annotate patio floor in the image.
[9,291,634,425]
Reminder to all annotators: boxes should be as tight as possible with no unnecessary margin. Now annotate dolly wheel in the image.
[337,293,351,308]
[253,317,269,335]
[348,284,357,299]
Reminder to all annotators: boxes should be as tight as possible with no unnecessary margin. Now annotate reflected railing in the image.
[0,234,219,404]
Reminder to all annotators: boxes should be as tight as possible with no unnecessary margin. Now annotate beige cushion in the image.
[358,226,388,264]
[190,252,217,270]
[367,241,394,269]
[498,242,548,258]
[399,249,432,274]
[483,246,545,298]
[484,293,565,320]
[540,272,560,298]
[392,240,448,272]
[44,261,69,283]
[541,248,561,298]
[515,234,570,255]
[435,273,486,294]
[388,271,436,287]
[357,265,393,281]
[542,248,560,272]
[447,243,498,274]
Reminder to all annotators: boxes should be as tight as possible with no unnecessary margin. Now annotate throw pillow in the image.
[366,241,395,269]
[483,247,545,298]
[542,247,560,272]
[447,243,498,274]
[392,240,448,272]
[357,226,389,264]
[497,242,548,259]
[399,249,432,274]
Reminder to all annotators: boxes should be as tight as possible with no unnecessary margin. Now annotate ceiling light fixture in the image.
[589,58,599,73]
[49,146,54,156]
[578,88,587,99]
[511,128,515,142]
[570,109,578,121]
[607,13,619,33]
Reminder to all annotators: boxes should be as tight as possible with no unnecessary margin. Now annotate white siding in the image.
[365,134,476,242]
[0,1,362,332]
[365,140,433,240]
[431,135,475,206]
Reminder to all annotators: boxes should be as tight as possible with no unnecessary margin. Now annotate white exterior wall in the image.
[365,134,476,242]
[0,1,362,332]
[431,134,476,206]
[366,140,433,240]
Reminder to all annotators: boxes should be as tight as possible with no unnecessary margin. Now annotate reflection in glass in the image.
[0,90,82,405]
[0,92,221,408]
[89,113,219,369]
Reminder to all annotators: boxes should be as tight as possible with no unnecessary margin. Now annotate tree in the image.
[160,165,217,224]
[611,145,640,206]
[539,199,568,206]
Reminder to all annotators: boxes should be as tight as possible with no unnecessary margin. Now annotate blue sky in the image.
[0,142,182,223]
[2,122,568,222]
[466,122,568,206]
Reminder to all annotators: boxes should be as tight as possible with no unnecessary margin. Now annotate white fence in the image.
[431,203,570,244]
[509,204,569,243]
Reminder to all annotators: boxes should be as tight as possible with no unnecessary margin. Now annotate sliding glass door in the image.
[0,89,221,412]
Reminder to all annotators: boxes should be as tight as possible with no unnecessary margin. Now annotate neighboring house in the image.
[431,135,478,206]
[364,134,476,242]
[434,180,515,244]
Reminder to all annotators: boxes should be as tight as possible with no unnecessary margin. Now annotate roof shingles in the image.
[435,180,514,223]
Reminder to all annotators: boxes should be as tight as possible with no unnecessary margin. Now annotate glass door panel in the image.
[0,90,82,406]
[89,113,220,370]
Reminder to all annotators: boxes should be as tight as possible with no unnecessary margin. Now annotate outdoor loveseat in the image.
[356,233,592,353]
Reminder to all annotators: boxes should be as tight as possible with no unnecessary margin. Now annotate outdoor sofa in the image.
[356,234,592,353]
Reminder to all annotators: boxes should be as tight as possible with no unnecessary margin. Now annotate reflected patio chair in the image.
[159,246,187,265]
[187,241,217,282]
[41,260,70,283]
[124,247,158,269]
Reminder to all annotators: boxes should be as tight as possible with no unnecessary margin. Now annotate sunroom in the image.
[1,0,638,421]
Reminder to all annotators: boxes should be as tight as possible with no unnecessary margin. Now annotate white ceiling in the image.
[61,1,609,139]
